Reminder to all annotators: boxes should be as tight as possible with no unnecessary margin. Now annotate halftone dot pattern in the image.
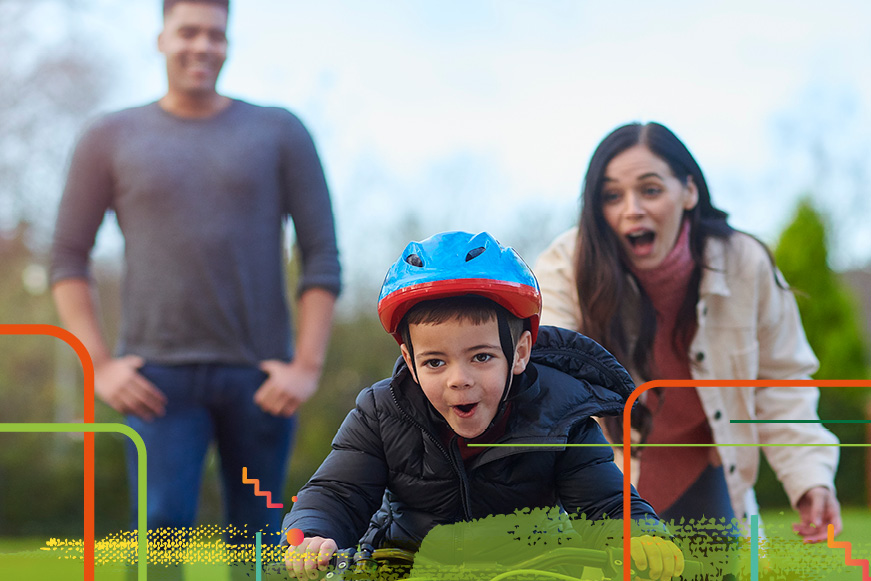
[39,525,288,566]
[33,512,869,579]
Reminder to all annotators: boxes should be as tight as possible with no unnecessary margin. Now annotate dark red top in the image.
[631,221,714,514]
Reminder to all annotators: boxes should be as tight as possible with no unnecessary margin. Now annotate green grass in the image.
[751,507,871,581]
[760,506,871,543]
[0,536,46,553]
[2,508,870,580]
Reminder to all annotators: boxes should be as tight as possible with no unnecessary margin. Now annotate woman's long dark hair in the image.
[576,122,735,446]
[575,122,733,381]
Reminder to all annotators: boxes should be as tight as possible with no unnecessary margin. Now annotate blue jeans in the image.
[659,463,737,533]
[126,363,296,546]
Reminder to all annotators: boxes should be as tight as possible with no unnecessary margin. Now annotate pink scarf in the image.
[631,220,715,514]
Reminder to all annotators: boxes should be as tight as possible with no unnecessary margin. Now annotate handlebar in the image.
[321,545,706,580]
[505,546,704,579]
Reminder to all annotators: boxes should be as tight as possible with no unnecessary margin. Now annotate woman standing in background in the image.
[534,121,841,542]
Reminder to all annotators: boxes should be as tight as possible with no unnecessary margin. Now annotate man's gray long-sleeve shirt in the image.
[51,99,341,366]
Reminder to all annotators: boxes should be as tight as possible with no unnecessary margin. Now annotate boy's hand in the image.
[630,535,685,580]
[285,536,338,580]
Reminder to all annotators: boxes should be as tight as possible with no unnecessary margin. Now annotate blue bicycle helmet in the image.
[378,231,541,343]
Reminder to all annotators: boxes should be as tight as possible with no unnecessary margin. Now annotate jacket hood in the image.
[530,325,636,414]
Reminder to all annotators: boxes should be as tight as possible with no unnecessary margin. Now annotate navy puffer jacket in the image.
[283,326,659,551]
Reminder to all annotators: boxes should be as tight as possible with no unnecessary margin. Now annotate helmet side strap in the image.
[405,339,420,385]
[496,311,516,402]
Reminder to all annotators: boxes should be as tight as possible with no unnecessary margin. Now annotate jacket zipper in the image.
[448,435,473,519]
[388,385,473,520]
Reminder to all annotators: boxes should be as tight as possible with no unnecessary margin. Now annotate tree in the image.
[756,196,870,506]
[0,0,113,240]
[0,0,121,536]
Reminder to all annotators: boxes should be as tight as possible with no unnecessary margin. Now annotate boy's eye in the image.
[473,353,493,363]
[422,359,444,369]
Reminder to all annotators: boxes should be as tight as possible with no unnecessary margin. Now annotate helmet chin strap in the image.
[496,311,517,405]
[472,312,518,439]
[405,339,420,385]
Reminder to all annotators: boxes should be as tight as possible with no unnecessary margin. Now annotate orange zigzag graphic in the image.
[828,524,871,581]
[242,467,284,508]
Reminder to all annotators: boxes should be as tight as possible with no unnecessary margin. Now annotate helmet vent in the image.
[405,254,424,267]
[465,247,486,262]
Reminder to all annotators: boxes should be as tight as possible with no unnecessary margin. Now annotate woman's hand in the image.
[285,536,338,580]
[794,486,842,543]
[630,535,685,580]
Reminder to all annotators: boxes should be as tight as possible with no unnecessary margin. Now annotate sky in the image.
[53,0,871,305]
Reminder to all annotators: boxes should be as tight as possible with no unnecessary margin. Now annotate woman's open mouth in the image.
[453,403,478,418]
[626,229,655,256]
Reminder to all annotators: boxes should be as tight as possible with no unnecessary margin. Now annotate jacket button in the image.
[713,410,722,420]
[729,465,736,474]
[695,352,705,362]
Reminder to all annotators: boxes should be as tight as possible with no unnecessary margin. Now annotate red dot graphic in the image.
[286,528,305,546]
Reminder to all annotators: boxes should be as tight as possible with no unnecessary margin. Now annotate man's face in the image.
[401,317,531,439]
[158,2,228,97]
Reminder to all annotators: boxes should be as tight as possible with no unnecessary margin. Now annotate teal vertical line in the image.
[751,514,759,581]
[0,423,148,581]
[256,531,262,581]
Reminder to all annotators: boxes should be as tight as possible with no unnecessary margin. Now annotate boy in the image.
[283,231,683,580]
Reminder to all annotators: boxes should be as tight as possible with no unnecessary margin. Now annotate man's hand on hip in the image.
[254,360,320,417]
[95,355,167,421]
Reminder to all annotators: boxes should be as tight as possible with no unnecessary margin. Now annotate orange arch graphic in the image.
[0,324,95,581]
[620,379,871,581]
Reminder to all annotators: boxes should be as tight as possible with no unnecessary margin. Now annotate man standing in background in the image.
[50,0,340,555]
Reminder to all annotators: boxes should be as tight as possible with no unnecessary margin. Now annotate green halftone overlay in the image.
[5,514,868,580]
[410,508,724,580]
[408,509,863,581]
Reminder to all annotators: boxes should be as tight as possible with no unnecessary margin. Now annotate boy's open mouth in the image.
[453,403,478,417]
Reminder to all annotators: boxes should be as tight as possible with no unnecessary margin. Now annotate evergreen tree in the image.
[775,197,869,380]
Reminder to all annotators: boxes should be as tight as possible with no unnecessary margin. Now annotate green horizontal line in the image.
[469,443,867,448]
[731,419,871,423]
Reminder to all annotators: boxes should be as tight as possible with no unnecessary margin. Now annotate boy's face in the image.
[401,317,532,439]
